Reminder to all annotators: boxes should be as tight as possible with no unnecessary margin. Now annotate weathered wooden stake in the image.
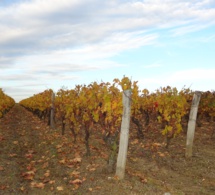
[50,92,55,129]
[185,91,201,158]
[116,89,131,179]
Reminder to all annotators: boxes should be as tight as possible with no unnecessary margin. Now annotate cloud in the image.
[0,56,15,68]
[1,0,215,101]
[1,0,215,58]
[170,23,215,37]
[168,68,215,81]
[0,73,37,81]
[138,68,215,92]
[2,86,46,102]
[9,30,157,76]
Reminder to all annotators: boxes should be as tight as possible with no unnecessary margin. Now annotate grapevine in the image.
[0,88,15,118]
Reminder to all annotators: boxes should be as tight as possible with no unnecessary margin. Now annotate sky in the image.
[1,0,215,102]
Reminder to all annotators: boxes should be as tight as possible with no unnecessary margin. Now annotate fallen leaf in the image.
[0,166,4,171]
[157,152,165,157]
[71,157,82,163]
[131,139,139,145]
[59,159,66,164]
[70,171,80,177]
[31,182,45,189]
[44,170,50,177]
[66,164,74,168]
[21,170,35,180]
[44,171,50,177]
[89,188,93,192]
[0,185,8,190]
[42,178,50,183]
[9,153,17,157]
[0,135,5,141]
[26,165,36,171]
[113,175,119,180]
[152,142,162,147]
[49,180,55,184]
[72,184,80,190]
[57,148,62,153]
[140,178,147,183]
[88,167,96,172]
[25,153,33,159]
[56,144,63,149]
[130,157,138,162]
[42,162,49,169]
[69,179,83,185]
[20,186,25,191]
[57,186,64,191]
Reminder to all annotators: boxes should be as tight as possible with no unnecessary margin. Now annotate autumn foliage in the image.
[1,78,215,194]
[18,77,215,148]
[0,88,15,118]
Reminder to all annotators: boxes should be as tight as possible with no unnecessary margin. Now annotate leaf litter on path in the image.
[1,104,215,194]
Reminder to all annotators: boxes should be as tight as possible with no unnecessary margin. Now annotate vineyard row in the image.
[18,77,215,153]
[0,88,15,118]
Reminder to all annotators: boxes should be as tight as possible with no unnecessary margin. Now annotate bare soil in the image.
[0,104,215,195]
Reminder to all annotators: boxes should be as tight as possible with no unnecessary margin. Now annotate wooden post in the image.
[50,92,55,129]
[116,89,131,179]
[185,91,201,158]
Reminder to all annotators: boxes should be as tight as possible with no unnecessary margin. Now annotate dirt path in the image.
[0,104,46,194]
[0,104,70,195]
[1,104,215,195]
